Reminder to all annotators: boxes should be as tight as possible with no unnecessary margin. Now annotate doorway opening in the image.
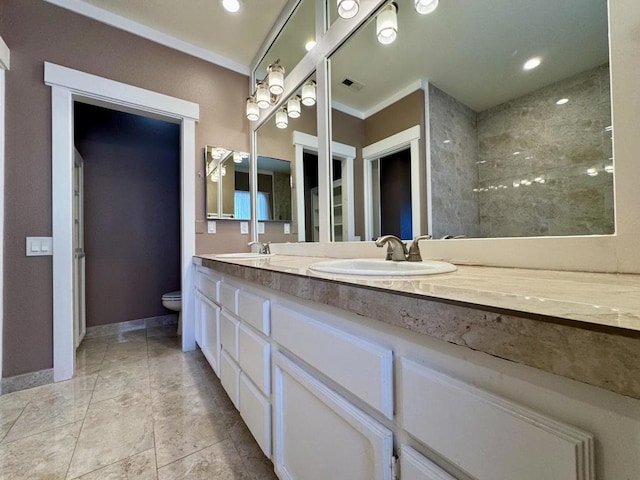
[375,148,412,239]
[73,103,181,353]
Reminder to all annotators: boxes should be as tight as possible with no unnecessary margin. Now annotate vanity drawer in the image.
[196,268,220,304]
[400,445,458,480]
[238,290,270,335]
[271,304,393,419]
[219,283,239,314]
[220,311,239,361]
[238,323,271,396]
[239,372,271,458]
[220,348,240,409]
[399,358,594,480]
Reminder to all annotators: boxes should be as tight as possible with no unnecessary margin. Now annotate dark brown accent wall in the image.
[75,103,181,327]
[0,1,249,376]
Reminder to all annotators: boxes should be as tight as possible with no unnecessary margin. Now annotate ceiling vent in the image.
[341,77,365,92]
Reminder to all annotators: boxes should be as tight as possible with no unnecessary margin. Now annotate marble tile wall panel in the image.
[476,64,613,237]
[273,171,292,221]
[429,84,480,239]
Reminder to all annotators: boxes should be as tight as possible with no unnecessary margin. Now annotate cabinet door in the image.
[400,445,458,480]
[194,291,204,347]
[273,352,393,480]
[239,372,271,458]
[220,348,240,409]
[201,297,220,377]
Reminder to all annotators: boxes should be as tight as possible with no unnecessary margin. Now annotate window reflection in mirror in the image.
[329,0,613,240]
[255,0,316,86]
[256,74,318,243]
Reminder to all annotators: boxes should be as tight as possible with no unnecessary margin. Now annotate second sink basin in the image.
[308,258,457,276]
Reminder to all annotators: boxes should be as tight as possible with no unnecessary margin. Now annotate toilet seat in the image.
[162,290,181,301]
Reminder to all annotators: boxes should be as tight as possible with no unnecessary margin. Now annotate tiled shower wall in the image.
[429,64,614,238]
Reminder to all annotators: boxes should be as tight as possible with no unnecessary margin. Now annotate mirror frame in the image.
[249,0,640,274]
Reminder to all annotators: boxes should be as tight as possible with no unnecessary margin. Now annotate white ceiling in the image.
[76,0,290,68]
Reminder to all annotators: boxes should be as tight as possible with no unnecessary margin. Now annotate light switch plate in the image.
[284,223,291,234]
[240,222,249,234]
[258,222,265,234]
[26,237,53,256]
[207,220,217,234]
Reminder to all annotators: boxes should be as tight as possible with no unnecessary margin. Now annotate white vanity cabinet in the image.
[194,268,221,375]
[191,263,630,480]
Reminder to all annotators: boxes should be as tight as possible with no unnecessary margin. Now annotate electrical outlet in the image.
[240,222,249,234]
[258,222,265,234]
[207,220,216,234]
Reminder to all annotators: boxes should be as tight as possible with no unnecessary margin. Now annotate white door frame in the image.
[45,63,199,382]
[362,125,422,241]
[0,36,9,381]
[292,131,356,242]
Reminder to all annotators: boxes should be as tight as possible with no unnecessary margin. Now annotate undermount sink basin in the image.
[308,258,457,276]
[216,253,274,259]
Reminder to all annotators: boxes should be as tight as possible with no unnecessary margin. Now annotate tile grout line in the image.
[0,402,29,445]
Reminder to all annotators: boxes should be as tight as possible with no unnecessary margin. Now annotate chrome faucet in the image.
[247,241,271,254]
[407,235,432,262]
[375,235,409,261]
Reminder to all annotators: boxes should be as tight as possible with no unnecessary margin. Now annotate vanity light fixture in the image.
[255,81,271,109]
[337,0,359,19]
[301,80,317,106]
[523,57,541,70]
[415,0,438,14]
[604,165,614,173]
[377,3,398,45]
[287,95,302,118]
[276,108,289,129]
[556,98,569,105]
[267,62,285,95]
[221,0,241,13]
[233,152,243,163]
[305,40,317,52]
[246,96,259,121]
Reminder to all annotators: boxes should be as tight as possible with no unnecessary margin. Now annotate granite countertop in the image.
[195,254,640,399]
[196,254,640,334]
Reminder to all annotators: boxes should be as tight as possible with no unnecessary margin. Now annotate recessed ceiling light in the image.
[221,0,241,13]
[513,151,521,155]
[523,57,541,71]
[305,40,316,52]
[556,98,569,105]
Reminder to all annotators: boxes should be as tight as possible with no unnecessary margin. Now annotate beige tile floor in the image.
[0,325,279,479]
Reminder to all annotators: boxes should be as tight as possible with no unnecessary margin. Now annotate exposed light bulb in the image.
[287,95,301,118]
[246,97,259,121]
[275,108,288,129]
[415,0,438,14]
[337,0,359,19]
[523,57,542,70]
[267,63,285,96]
[301,80,316,106]
[221,0,241,13]
[377,3,398,45]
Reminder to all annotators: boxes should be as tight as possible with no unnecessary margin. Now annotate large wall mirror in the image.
[329,0,612,240]
[255,73,318,243]
[205,146,250,219]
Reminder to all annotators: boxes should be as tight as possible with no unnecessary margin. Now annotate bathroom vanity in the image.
[191,253,640,480]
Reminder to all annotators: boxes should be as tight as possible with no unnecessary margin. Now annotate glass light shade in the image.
[337,0,359,19]
[301,81,316,106]
[287,96,301,118]
[377,3,398,45]
[275,108,288,129]
[414,0,438,14]
[246,97,259,121]
[233,152,242,163]
[268,63,285,95]
[256,81,270,109]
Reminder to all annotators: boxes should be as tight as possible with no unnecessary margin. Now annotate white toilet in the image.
[161,290,182,335]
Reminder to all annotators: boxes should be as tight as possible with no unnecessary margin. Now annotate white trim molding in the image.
[363,125,422,241]
[0,34,8,381]
[45,62,199,382]
[43,0,249,75]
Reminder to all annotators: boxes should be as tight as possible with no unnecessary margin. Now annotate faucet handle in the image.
[407,235,432,262]
[375,235,408,261]
[261,242,271,254]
